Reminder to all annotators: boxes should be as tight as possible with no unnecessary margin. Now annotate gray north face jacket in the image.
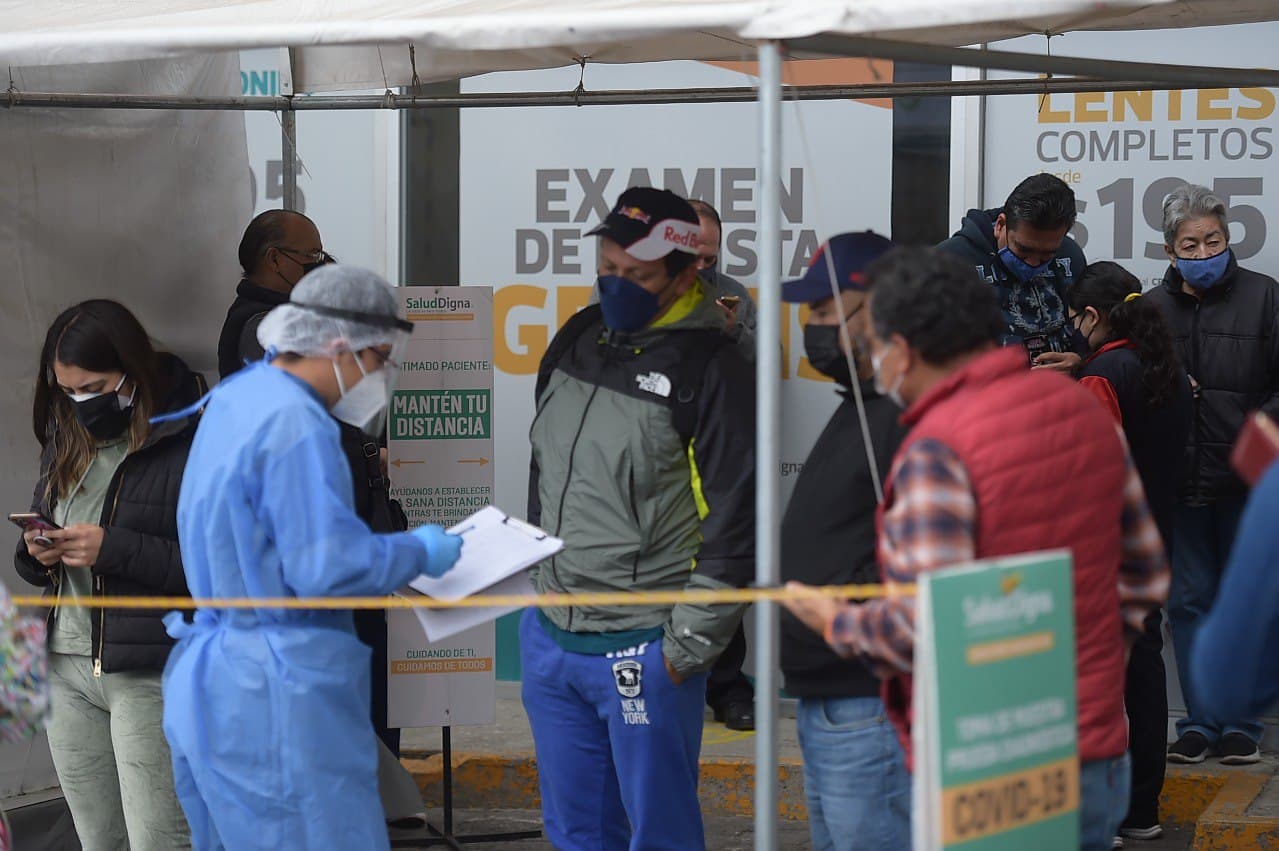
[528,283,756,676]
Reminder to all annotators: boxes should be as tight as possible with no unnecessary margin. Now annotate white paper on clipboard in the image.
[396,505,561,642]
[395,572,535,643]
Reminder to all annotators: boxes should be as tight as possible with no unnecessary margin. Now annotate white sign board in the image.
[982,24,1279,288]
[387,286,497,727]
[460,59,895,515]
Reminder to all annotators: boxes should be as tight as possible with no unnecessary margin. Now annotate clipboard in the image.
[397,505,562,641]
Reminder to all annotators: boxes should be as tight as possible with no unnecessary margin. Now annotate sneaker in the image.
[1218,732,1261,765]
[1120,824,1163,841]
[1111,837,1124,849]
[1167,731,1211,764]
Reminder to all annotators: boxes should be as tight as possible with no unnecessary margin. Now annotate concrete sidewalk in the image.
[401,691,804,819]
[399,695,1279,849]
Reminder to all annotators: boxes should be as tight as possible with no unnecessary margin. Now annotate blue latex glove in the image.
[411,525,463,578]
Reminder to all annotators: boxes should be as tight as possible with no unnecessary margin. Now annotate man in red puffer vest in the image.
[784,247,1169,851]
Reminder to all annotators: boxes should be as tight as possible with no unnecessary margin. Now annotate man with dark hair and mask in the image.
[218,209,335,380]
[778,231,912,851]
[525,186,756,851]
[938,173,1087,374]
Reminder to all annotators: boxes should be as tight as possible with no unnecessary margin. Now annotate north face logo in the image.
[636,372,672,398]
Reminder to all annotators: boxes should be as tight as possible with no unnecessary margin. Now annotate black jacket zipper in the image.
[93,462,128,677]
[1189,300,1203,504]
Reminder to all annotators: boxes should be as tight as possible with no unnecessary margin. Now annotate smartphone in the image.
[717,296,742,310]
[8,513,60,547]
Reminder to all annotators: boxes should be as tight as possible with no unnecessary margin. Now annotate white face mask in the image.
[331,351,392,436]
[871,342,906,408]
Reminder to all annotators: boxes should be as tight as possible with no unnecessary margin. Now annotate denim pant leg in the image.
[1210,500,1265,743]
[1170,500,1262,742]
[1170,504,1223,741]
[796,696,911,851]
[1078,754,1131,851]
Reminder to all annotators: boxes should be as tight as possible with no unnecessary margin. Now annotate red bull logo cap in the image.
[587,186,701,262]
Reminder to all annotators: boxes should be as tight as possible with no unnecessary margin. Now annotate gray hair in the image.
[1163,184,1228,247]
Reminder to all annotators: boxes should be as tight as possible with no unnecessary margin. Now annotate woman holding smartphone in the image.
[13,299,200,850]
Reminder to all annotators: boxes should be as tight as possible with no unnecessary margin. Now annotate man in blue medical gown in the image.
[162,266,462,850]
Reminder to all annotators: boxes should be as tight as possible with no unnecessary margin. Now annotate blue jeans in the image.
[796,696,911,851]
[519,609,709,851]
[1079,754,1131,851]
[1169,500,1265,743]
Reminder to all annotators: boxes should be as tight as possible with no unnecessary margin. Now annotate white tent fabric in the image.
[3,0,1277,93]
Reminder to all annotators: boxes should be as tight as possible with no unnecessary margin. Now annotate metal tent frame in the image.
[8,33,1279,850]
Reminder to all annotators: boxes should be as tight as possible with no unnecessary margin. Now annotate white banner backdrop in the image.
[983,24,1279,288]
[0,55,251,798]
[240,49,399,279]
[460,59,895,516]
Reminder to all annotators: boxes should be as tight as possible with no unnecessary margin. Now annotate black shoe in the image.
[1167,731,1211,764]
[713,700,756,731]
[1218,732,1261,765]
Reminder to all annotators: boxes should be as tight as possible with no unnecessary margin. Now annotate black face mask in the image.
[300,258,331,277]
[70,393,133,441]
[804,324,855,388]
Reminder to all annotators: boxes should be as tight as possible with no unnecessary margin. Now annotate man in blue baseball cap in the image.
[778,231,913,851]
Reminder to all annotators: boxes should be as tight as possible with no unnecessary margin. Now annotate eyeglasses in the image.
[275,246,336,266]
[368,347,399,370]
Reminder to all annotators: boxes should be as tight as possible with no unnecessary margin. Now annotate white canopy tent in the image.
[2,0,1278,88]
[5,3,1279,847]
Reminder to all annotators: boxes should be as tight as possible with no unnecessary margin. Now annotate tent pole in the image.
[753,39,782,851]
[11,73,1279,112]
[281,107,297,210]
[281,48,298,210]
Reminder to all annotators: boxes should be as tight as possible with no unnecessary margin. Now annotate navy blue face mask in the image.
[1176,249,1230,290]
[597,274,664,333]
[998,246,1055,283]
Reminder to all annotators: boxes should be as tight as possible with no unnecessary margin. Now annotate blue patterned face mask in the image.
[1176,250,1230,290]
[998,246,1054,283]
[597,274,663,332]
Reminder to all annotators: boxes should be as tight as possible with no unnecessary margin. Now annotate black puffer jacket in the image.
[14,353,204,674]
[1145,251,1279,506]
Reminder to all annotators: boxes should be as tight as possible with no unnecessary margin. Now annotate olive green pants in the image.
[47,653,190,851]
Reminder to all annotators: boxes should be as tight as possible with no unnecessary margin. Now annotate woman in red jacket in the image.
[1069,261,1192,843]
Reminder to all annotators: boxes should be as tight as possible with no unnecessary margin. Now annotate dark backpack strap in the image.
[536,304,605,403]
[668,330,731,447]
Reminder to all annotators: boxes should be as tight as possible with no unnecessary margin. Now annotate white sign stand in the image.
[386,286,541,848]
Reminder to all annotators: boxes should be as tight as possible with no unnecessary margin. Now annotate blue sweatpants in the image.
[519,608,709,851]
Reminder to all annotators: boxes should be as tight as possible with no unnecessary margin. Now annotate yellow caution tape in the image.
[10,583,914,612]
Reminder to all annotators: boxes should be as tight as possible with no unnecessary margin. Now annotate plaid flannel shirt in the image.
[826,436,1169,678]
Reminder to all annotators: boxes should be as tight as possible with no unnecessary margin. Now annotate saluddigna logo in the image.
[962,571,1054,631]
[405,296,472,312]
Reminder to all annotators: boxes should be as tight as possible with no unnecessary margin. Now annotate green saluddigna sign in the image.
[391,389,492,440]
[914,551,1079,850]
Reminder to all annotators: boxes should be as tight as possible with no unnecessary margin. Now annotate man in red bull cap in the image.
[523,186,756,850]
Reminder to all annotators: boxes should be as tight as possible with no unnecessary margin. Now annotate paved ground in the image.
[391,809,1195,850]
[392,810,813,849]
